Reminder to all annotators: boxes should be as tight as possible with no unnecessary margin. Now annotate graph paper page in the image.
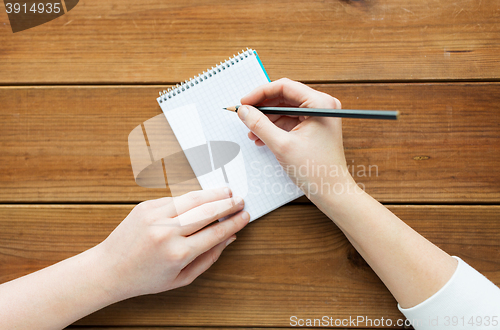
[157,50,303,221]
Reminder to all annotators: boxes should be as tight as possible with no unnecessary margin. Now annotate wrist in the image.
[307,174,367,220]
[85,243,130,304]
[305,173,359,201]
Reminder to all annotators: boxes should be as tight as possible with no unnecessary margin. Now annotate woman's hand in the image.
[239,79,459,312]
[98,187,249,301]
[0,187,249,330]
[237,78,355,200]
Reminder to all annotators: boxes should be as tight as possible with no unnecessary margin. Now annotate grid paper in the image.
[157,50,303,221]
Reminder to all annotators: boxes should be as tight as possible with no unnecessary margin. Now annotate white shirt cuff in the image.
[398,256,500,330]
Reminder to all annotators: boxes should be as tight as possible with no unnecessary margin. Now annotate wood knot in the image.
[347,245,369,268]
[339,0,367,4]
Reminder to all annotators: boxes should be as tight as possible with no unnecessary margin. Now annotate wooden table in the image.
[1,0,499,329]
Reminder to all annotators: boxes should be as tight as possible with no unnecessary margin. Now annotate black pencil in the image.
[224,106,399,120]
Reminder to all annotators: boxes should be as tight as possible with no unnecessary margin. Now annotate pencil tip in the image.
[224,106,238,112]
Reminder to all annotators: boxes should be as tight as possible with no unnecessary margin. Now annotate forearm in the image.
[0,245,120,330]
[312,180,457,309]
[237,78,460,310]
[0,189,248,330]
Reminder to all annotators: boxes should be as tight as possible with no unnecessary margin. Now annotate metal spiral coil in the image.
[158,48,254,103]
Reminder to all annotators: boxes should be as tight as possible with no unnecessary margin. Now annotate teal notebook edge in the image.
[254,50,271,82]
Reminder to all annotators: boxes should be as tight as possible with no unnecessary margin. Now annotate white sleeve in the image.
[398,256,500,330]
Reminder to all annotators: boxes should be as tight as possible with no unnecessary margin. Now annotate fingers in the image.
[174,236,236,288]
[186,210,250,259]
[176,196,245,233]
[248,131,265,147]
[238,78,341,150]
[248,131,259,141]
[273,116,302,132]
[247,115,300,144]
[161,187,232,218]
[254,139,266,147]
[237,105,290,152]
[137,196,175,210]
[241,78,307,107]
[248,115,298,138]
[241,78,341,109]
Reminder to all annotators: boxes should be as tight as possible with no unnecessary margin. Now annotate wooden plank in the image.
[66,326,388,330]
[65,328,390,330]
[335,82,500,203]
[0,0,499,84]
[0,83,498,203]
[1,204,499,327]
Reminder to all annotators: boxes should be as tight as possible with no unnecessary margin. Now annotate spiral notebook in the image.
[156,49,303,221]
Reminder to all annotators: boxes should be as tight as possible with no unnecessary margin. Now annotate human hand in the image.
[96,187,249,301]
[237,78,356,199]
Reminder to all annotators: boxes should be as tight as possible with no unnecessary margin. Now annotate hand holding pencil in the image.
[234,78,356,197]
[224,105,399,120]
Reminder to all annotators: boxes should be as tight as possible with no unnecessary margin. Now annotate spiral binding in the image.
[158,48,255,103]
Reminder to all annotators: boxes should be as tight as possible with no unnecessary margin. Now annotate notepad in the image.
[156,49,303,221]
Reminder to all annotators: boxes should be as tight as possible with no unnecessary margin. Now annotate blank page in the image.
[157,49,303,221]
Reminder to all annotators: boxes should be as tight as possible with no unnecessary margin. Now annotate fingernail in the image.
[224,187,232,197]
[226,236,237,246]
[238,105,249,121]
[241,211,250,221]
[234,196,244,206]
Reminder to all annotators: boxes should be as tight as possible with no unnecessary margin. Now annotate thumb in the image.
[237,105,289,151]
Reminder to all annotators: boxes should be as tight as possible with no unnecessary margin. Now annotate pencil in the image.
[223,106,399,120]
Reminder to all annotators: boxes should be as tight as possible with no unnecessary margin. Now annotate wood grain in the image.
[66,326,390,330]
[1,0,497,329]
[1,204,499,327]
[65,328,389,330]
[0,83,498,203]
[0,0,499,84]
